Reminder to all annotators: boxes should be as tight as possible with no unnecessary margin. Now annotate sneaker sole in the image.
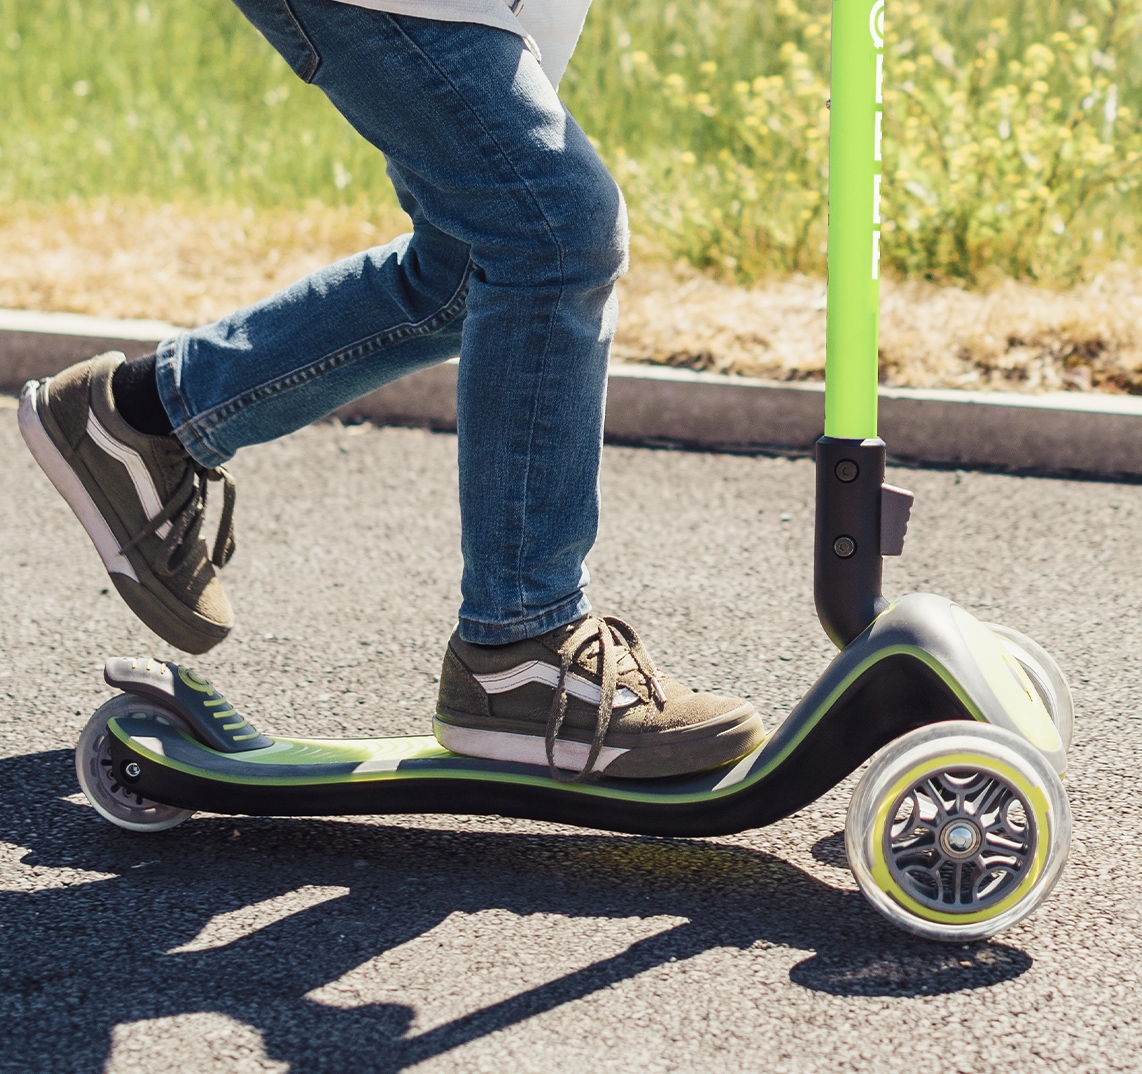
[19,380,230,654]
[433,704,765,780]
[19,381,138,580]
[432,718,632,774]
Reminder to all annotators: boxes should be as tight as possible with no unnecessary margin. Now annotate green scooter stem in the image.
[815,0,887,647]
[825,0,883,439]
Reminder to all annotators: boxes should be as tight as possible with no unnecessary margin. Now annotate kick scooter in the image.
[72,0,1073,942]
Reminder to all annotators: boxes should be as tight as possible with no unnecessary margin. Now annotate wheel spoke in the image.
[923,778,951,820]
[973,862,1018,901]
[974,779,1008,825]
[985,832,1027,853]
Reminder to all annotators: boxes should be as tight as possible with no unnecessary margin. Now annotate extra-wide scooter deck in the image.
[83,590,1076,942]
[97,594,1066,838]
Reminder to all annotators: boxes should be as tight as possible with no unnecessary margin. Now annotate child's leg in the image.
[20,2,764,777]
[21,5,627,658]
[156,162,471,468]
[164,3,627,643]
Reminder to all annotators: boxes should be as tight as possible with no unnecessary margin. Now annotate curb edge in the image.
[2,314,1140,478]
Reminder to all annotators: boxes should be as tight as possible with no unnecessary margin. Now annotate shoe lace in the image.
[123,445,237,577]
[545,615,668,783]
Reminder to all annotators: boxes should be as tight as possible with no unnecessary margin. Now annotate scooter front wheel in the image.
[985,623,1074,751]
[845,721,1070,942]
[76,695,195,832]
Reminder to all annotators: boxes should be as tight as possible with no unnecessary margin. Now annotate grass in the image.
[0,0,393,209]
[563,0,1142,283]
[3,0,1142,284]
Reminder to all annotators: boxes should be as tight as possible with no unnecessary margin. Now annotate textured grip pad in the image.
[104,657,272,753]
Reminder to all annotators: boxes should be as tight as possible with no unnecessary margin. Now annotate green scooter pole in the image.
[826,0,883,438]
[814,0,890,647]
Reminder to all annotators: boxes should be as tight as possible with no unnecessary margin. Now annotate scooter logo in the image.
[870,0,884,280]
[869,0,884,49]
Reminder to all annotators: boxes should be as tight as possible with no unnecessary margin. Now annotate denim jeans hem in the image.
[457,591,591,645]
[154,336,230,469]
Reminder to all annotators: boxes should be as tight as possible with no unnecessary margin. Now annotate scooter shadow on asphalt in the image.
[0,749,1032,1074]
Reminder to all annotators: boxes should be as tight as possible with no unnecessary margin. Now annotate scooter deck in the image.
[105,646,950,837]
[105,594,1064,837]
[108,720,785,837]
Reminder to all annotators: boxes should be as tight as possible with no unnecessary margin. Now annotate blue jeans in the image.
[154,0,628,645]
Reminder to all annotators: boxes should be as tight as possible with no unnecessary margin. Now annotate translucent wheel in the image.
[76,694,195,833]
[985,623,1074,751]
[846,721,1070,942]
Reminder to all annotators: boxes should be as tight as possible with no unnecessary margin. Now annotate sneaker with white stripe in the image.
[19,352,235,654]
[435,615,765,780]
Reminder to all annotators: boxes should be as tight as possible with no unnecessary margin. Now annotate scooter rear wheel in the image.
[846,721,1070,942]
[76,695,195,832]
[985,624,1074,751]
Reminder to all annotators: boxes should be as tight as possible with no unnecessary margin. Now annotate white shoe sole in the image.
[19,380,138,581]
[433,718,629,775]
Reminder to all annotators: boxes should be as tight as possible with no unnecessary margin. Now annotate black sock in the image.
[111,354,173,437]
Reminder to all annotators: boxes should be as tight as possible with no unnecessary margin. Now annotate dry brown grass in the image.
[880,272,1142,393]
[4,199,1142,394]
[617,259,1142,394]
[0,198,410,327]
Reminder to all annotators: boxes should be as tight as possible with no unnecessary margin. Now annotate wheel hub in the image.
[883,767,1036,914]
[940,819,982,858]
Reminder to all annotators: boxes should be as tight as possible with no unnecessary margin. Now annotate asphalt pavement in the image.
[1,398,1140,1073]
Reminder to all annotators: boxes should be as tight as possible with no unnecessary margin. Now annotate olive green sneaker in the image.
[19,352,236,654]
[435,615,765,781]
